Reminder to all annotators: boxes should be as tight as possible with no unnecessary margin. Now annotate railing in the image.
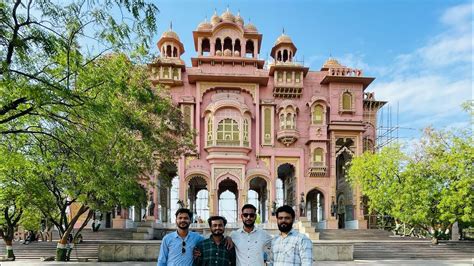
[328,67,363,77]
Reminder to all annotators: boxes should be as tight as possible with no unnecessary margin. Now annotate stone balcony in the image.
[308,162,327,177]
[276,128,299,146]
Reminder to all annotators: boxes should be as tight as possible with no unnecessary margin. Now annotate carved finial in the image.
[282,27,285,34]
[214,8,217,15]
[169,21,173,30]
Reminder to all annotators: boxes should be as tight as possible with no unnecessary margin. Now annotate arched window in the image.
[312,105,324,124]
[201,38,210,56]
[286,71,292,82]
[286,113,293,129]
[342,92,352,110]
[279,114,285,130]
[173,47,178,57]
[183,105,191,126]
[243,119,249,146]
[173,68,179,80]
[234,39,241,56]
[166,45,172,57]
[283,49,288,62]
[277,51,282,61]
[223,37,232,51]
[215,38,222,53]
[245,40,254,58]
[313,148,324,163]
[277,71,283,82]
[207,116,213,146]
[216,119,239,146]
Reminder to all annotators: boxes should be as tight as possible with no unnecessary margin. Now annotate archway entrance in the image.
[306,189,324,224]
[335,137,355,229]
[248,177,268,223]
[277,163,296,208]
[187,176,209,223]
[218,178,238,223]
[337,194,346,229]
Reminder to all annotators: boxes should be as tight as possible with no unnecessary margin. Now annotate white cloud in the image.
[440,3,472,28]
[360,3,473,133]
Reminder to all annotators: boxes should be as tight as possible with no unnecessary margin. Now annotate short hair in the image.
[276,205,295,219]
[175,208,192,219]
[208,216,227,227]
[241,204,257,212]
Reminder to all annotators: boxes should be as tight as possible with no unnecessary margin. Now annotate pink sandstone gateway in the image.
[113,9,386,230]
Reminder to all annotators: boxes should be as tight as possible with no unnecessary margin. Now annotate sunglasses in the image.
[242,213,256,218]
[182,240,186,254]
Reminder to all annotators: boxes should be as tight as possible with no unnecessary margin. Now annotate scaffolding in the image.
[375,101,417,150]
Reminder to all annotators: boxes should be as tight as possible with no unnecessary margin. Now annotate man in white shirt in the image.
[230,204,272,266]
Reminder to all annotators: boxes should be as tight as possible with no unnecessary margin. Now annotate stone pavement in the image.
[0,259,473,265]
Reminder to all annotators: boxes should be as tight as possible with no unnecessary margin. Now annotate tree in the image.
[1,0,158,142]
[14,54,194,260]
[348,127,474,243]
[0,136,32,260]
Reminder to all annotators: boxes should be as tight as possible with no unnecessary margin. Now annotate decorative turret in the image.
[157,22,184,58]
[268,29,308,98]
[149,22,186,87]
[270,29,297,63]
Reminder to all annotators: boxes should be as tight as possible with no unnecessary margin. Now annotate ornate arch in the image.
[215,173,241,190]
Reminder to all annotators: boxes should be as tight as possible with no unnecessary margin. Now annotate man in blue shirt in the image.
[157,208,204,266]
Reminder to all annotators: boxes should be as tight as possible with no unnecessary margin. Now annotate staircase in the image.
[318,229,395,240]
[298,217,319,240]
[354,241,474,259]
[79,228,134,240]
[0,241,98,261]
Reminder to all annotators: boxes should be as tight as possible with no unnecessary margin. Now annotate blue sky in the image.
[152,0,472,143]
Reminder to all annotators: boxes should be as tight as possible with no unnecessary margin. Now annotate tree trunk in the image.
[4,239,15,260]
[55,204,89,261]
[55,238,68,261]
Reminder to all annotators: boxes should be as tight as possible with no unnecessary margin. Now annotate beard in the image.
[277,221,293,233]
[177,221,190,230]
[211,229,224,236]
[243,219,255,228]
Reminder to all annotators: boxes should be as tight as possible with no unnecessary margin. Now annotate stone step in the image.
[136,227,154,234]
[0,241,98,261]
[318,229,396,240]
[132,232,153,240]
[353,241,474,259]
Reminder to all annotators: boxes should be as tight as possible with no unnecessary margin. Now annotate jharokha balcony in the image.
[308,162,327,177]
[205,139,252,164]
[276,128,299,146]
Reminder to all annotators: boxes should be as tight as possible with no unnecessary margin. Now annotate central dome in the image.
[221,9,235,22]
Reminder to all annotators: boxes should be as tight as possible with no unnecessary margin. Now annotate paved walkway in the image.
[0,260,473,266]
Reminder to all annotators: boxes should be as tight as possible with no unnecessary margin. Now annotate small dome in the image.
[322,57,343,68]
[221,9,235,22]
[162,30,180,41]
[244,23,258,32]
[235,13,244,26]
[197,20,212,30]
[211,11,221,25]
[275,33,293,46]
